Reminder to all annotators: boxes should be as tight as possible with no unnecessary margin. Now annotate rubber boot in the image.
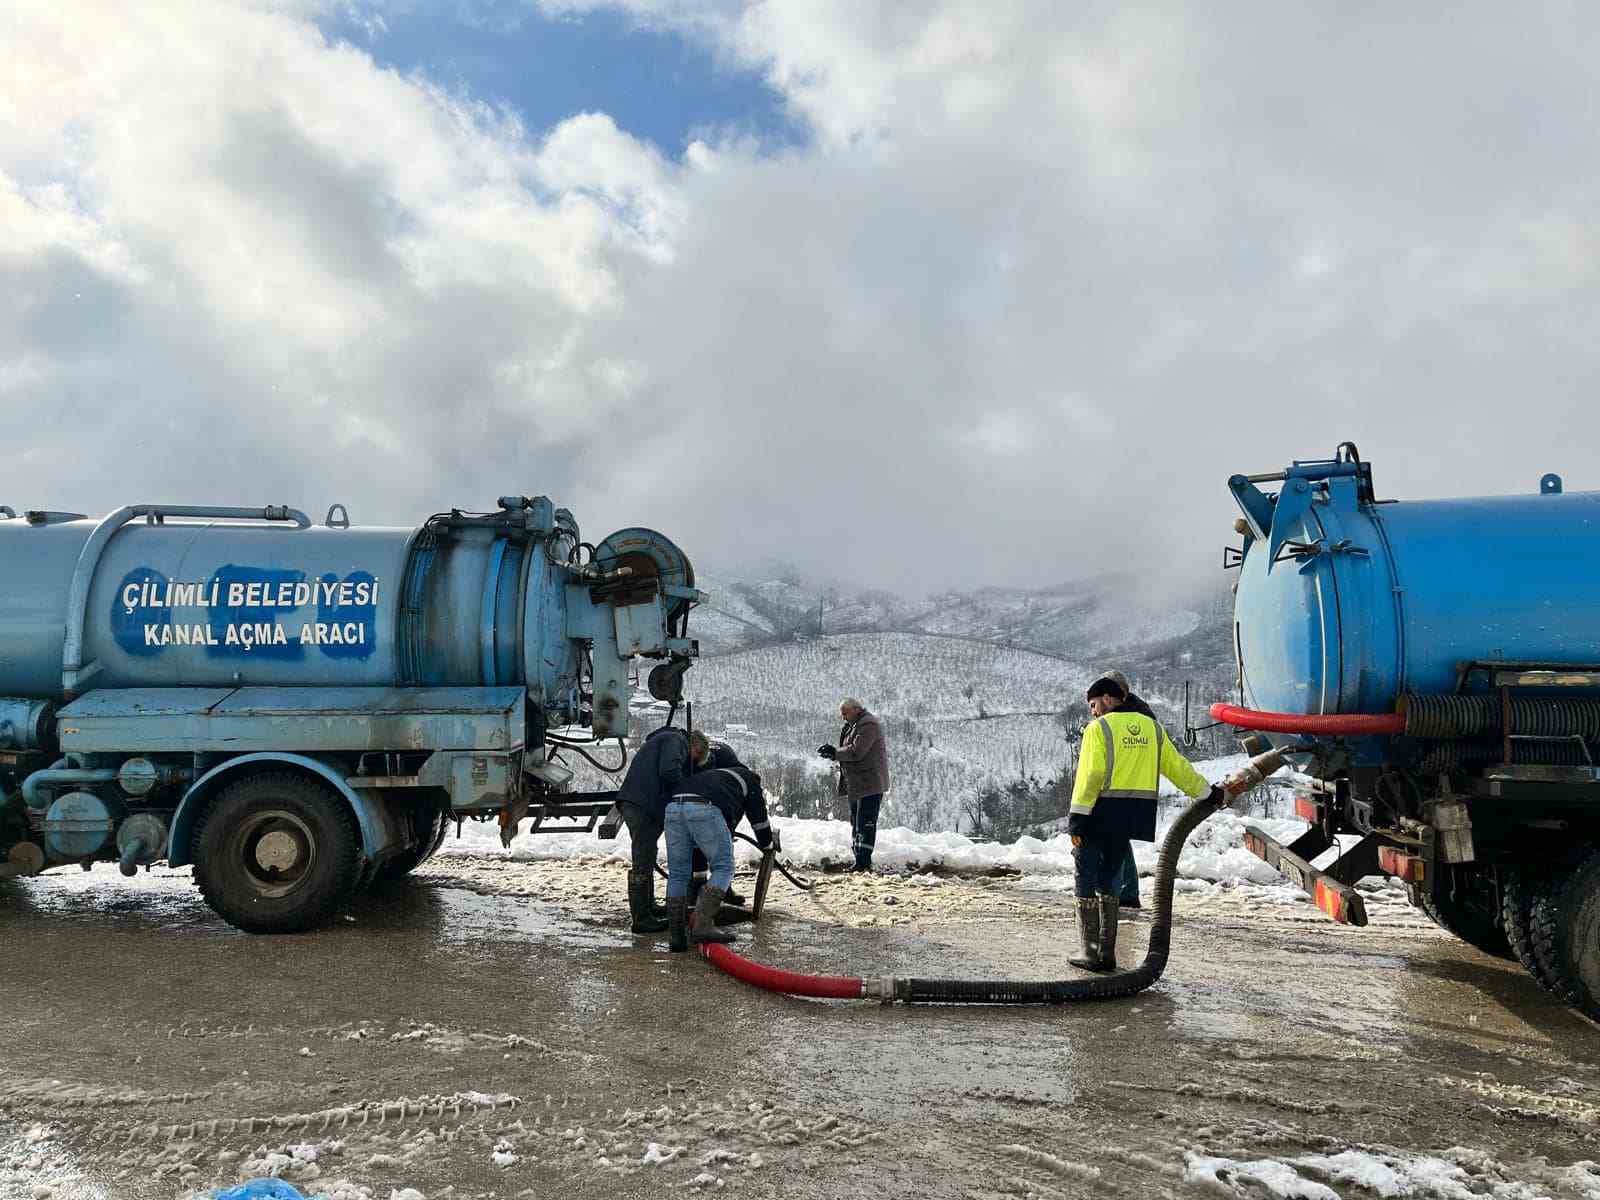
[628,870,668,934]
[690,885,737,945]
[688,871,707,906]
[667,897,689,953]
[1097,897,1120,971]
[1068,897,1103,971]
[724,886,747,907]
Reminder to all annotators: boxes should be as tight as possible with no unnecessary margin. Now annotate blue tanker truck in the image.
[0,498,701,932]
[1216,444,1600,1021]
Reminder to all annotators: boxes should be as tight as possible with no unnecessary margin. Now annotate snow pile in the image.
[1182,1146,1600,1200]
[435,757,1314,889]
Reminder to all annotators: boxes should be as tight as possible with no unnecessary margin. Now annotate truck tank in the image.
[0,498,701,933]
[0,500,697,737]
[1229,452,1600,715]
[1219,445,1600,1025]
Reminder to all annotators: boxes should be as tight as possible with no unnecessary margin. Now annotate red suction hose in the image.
[698,943,867,1000]
[1209,703,1404,736]
[694,750,1293,1005]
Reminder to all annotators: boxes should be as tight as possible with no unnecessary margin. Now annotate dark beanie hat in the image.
[1086,676,1127,702]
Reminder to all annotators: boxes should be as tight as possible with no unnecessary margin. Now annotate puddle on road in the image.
[3,864,627,955]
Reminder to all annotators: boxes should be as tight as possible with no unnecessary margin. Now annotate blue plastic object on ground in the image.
[213,1181,311,1200]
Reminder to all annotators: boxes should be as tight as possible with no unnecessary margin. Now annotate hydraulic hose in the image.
[699,748,1286,1004]
[653,833,815,893]
[1209,703,1404,737]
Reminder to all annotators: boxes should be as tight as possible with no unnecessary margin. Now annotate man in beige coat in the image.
[818,698,891,873]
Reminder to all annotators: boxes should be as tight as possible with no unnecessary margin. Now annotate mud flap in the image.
[1243,824,1377,927]
[750,845,776,923]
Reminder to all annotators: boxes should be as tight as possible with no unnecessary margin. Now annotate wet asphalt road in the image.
[3,857,1600,1200]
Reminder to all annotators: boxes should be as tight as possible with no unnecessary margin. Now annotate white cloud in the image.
[4,1,1600,594]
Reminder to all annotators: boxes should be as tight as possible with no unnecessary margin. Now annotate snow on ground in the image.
[438,756,1356,899]
[1182,1146,1600,1200]
[0,1123,106,1200]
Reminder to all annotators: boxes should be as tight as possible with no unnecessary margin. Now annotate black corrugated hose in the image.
[891,786,1227,1004]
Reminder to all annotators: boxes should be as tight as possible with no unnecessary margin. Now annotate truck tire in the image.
[1501,867,1559,992]
[193,772,361,934]
[1528,848,1600,1022]
[1409,871,1512,960]
[373,802,449,882]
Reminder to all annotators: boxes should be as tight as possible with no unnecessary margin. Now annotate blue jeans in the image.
[665,801,734,898]
[851,793,882,867]
[1074,835,1132,899]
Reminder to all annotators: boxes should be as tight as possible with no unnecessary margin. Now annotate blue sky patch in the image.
[322,4,805,158]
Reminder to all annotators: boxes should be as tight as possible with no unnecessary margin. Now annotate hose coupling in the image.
[1222,748,1289,798]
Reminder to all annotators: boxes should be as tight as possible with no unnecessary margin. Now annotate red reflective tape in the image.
[1378,846,1425,883]
[1314,880,1347,923]
[1294,795,1320,822]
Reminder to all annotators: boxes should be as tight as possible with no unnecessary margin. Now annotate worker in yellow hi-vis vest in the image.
[1068,676,1221,972]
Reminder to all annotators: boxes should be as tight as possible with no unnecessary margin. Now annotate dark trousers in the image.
[850,793,882,867]
[1117,844,1140,904]
[1074,834,1133,899]
[619,802,662,873]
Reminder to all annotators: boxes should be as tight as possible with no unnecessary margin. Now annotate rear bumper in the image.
[1242,824,1372,926]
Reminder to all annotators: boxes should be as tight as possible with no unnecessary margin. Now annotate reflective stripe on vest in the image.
[1070,714,1164,814]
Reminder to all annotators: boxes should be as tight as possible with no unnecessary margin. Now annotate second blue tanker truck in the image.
[0,497,701,933]
[1216,444,1600,1022]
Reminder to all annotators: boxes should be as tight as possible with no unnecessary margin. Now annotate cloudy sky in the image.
[3,2,1597,593]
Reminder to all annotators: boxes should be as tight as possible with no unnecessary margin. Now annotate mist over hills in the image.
[665,563,1245,834]
[693,561,1237,684]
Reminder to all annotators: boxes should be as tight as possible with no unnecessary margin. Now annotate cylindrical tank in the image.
[0,500,693,726]
[1231,459,1600,715]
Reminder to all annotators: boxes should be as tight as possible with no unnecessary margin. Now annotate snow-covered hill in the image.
[600,562,1248,836]
[691,563,1234,671]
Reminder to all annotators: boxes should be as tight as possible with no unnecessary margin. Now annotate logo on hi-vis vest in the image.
[110,565,379,661]
[1119,720,1152,749]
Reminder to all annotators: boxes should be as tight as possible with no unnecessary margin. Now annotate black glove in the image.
[817,744,837,760]
[1206,784,1226,806]
[769,828,782,854]
[755,828,773,850]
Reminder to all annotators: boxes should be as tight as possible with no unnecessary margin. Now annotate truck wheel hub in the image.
[255,830,303,872]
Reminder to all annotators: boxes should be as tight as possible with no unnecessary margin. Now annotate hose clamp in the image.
[877,976,897,1005]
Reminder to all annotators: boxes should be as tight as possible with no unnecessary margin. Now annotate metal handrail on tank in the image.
[61,504,313,697]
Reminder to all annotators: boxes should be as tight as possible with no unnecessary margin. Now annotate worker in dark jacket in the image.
[1067,676,1218,972]
[1099,670,1156,910]
[665,732,777,951]
[818,698,890,872]
[614,724,688,934]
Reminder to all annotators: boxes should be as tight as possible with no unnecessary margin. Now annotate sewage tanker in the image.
[1216,444,1600,1020]
[0,498,700,932]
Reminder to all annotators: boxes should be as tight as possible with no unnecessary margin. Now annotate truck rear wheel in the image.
[193,772,361,934]
[1409,869,1512,960]
[373,801,449,882]
[1501,867,1558,991]
[1528,848,1600,1022]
